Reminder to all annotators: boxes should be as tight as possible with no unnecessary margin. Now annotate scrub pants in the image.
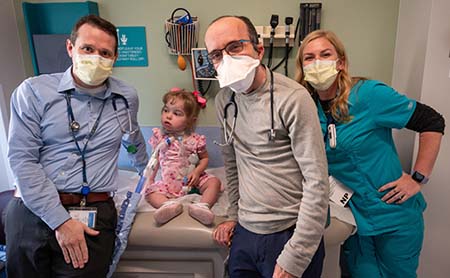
[5,197,117,278]
[228,223,325,278]
[343,219,424,278]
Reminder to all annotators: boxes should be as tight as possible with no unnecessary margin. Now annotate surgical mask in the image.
[216,55,260,93]
[303,59,339,91]
[73,53,114,86]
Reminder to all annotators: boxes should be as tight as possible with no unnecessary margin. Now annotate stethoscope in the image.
[64,91,137,202]
[65,92,137,135]
[215,69,276,146]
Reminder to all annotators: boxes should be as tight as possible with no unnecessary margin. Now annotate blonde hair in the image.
[295,30,365,122]
[162,89,201,132]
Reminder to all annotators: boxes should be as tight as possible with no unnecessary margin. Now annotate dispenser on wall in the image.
[164,8,199,71]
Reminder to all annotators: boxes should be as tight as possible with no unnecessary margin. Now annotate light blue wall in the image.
[14,0,399,127]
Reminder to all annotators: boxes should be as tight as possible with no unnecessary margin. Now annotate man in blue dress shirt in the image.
[5,15,148,277]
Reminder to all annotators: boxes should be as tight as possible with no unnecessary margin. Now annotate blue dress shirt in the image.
[8,67,149,230]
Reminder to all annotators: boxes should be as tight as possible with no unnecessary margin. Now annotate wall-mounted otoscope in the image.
[284,17,293,76]
[267,14,279,69]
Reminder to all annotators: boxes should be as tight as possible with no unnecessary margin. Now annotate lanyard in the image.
[65,92,107,201]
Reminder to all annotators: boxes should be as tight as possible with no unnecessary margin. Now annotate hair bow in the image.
[170,87,182,92]
[193,91,207,109]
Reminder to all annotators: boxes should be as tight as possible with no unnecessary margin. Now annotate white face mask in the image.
[216,55,260,93]
[303,59,339,91]
[73,53,114,86]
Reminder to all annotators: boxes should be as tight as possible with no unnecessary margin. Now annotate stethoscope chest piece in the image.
[70,121,81,132]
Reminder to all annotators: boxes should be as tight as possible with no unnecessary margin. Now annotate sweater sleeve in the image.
[276,88,329,276]
[215,89,239,220]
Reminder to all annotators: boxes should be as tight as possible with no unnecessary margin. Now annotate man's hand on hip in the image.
[55,218,100,269]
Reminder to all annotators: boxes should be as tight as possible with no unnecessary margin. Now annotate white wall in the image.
[0,0,26,191]
[391,0,431,171]
[394,0,450,277]
[416,0,450,277]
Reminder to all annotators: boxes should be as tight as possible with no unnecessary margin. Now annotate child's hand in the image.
[187,170,200,188]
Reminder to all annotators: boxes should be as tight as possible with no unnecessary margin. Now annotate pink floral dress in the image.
[144,128,215,198]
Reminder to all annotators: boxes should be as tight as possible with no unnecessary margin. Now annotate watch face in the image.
[412,171,428,184]
[413,171,424,181]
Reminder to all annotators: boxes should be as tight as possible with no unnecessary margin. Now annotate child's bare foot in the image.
[154,201,183,225]
[188,202,214,225]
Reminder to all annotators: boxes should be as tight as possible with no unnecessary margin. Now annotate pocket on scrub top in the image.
[54,153,79,186]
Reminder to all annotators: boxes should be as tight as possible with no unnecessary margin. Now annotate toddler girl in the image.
[144,88,221,225]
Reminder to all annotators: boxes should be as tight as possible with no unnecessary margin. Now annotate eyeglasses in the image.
[207,39,252,64]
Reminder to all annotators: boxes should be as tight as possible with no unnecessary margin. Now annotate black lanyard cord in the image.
[65,92,107,191]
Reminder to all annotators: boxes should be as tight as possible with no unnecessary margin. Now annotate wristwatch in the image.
[411,171,429,184]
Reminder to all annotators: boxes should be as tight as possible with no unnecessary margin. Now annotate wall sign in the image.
[115,26,148,67]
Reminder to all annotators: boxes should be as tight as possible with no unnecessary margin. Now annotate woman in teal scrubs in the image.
[295,30,445,277]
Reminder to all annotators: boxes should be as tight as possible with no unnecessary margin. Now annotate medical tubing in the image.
[142,137,173,180]
[65,91,107,189]
[203,80,212,96]
[187,57,198,91]
[111,94,136,135]
[272,17,298,72]
[269,70,274,134]
[267,34,274,68]
[134,175,147,193]
[197,79,204,94]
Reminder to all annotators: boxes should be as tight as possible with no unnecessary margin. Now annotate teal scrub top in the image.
[318,80,427,236]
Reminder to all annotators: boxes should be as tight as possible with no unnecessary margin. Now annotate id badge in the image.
[68,207,97,228]
[329,175,354,207]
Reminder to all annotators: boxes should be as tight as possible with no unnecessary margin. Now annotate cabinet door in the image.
[114,260,214,278]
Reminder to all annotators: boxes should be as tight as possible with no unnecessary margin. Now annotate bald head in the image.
[206,16,258,45]
[205,16,260,54]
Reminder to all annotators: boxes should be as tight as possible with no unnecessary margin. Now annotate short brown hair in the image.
[70,15,118,54]
[162,89,202,132]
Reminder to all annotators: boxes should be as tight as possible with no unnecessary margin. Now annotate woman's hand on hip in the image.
[379,172,422,204]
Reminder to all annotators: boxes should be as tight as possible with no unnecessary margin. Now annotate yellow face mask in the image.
[303,59,339,91]
[73,54,114,86]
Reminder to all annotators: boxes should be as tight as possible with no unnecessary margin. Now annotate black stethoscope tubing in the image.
[65,91,107,196]
[64,91,135,197]
[216,69,275,146]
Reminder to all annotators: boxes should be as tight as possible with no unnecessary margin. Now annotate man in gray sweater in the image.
[205,16,329,278]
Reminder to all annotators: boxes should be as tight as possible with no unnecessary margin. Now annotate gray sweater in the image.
[214,68,329,277]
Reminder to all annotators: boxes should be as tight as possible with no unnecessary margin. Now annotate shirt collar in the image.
[57,66,76,93]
